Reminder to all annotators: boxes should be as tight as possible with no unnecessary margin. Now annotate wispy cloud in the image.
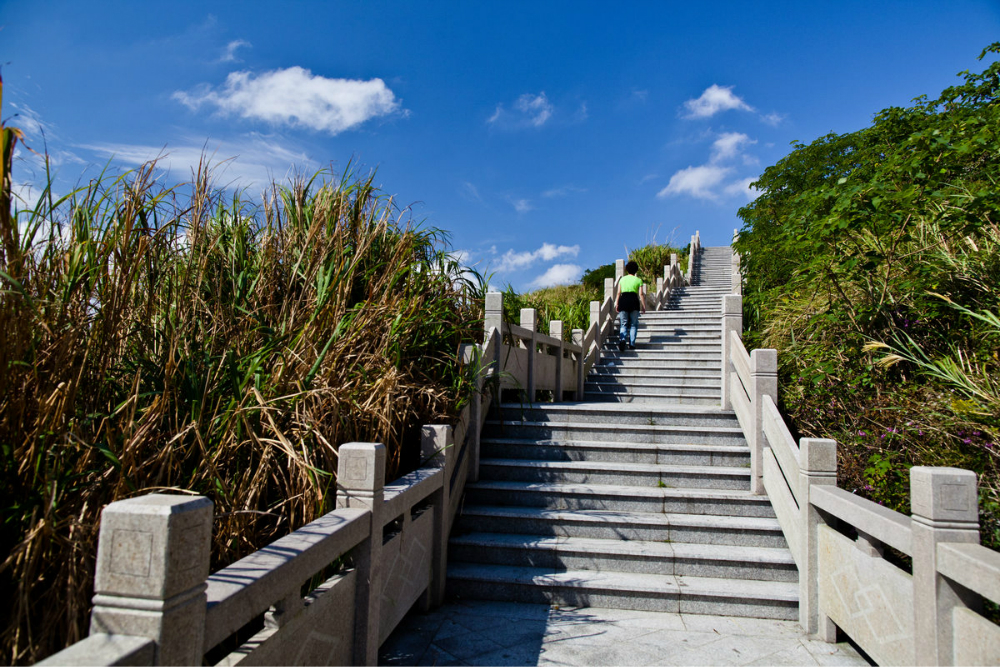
[220,39,251,63]
[488,92,555,129]
[460,181,482,202]
[683,84,753,119]
[710,132,756,162]
[497,242,580,273]
[81,134,319,189]
[173,66,400,135]
[530,263,582,288]
[760,111,786,127]
[542,185,586,198]
[508,197,533,214]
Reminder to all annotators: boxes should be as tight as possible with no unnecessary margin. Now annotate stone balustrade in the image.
[723,245,1000,666]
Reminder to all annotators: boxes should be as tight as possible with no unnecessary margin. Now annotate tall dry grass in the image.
[0,152,483,662]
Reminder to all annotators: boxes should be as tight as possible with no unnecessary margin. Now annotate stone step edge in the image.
[449,533,795,566]
[479,458,751,477]
[486,420,743,435]
[446,563,799,602]
[458,505,782,532]
[481,437,747,453]
[457,505,783,531]
[465,480,772,502]
[494,402,734,416]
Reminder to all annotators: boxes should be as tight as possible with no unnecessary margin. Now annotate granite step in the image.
[478,458,751,490]
[453,506,788,548]
[448,533,797,582]
[491,403,739,427]
[463,480,777,517]
[480,437,749,465]
[483,420,745,445]
[445,563,798,620]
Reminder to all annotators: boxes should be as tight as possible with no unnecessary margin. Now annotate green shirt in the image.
[619,275,643,293]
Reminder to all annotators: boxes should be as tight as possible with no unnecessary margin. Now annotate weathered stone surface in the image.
[818,525,915,666]
[952,606,1000,666]
[90,494,212,666]
[37,633,155,666]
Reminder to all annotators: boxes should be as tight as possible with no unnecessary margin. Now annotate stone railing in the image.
[724,252,1000,665]
[686,230,701,285]
[483,294,589,402]
[646,254,686,312]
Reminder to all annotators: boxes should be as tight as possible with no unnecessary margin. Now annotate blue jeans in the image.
[618,310,639,346]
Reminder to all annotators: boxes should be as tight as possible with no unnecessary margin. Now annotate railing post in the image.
[88,495,213,666]
[798,438,838,640]
[590,300,602,348]
[655,277,664,311]
[572,328,585,399]
[484,291,503,335]
[749,348,777,495]
[721,295,742,410]
[464,343,484,483]
[731,251,742,296]
[549,320,564,401]
[604,277,614,304]
[520,308,537,402]
[615,259,624,285]
[420,426,453,609]
[911,467,980,666]
[336,443,387,666]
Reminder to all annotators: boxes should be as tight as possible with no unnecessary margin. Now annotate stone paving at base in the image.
[379,600,868,666]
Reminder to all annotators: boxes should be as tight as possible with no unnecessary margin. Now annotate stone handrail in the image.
[724,245,1000,665]
[648,253,686,312]
[686,230,701,285]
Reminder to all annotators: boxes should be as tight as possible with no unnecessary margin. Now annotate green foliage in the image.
[501,283,598,340]
[736,44,1000,549]
[581,263,614,291]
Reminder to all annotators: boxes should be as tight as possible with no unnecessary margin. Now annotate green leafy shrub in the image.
[736,44,1000,548]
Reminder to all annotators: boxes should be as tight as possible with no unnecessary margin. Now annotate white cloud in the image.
[81,134,318,189]
[515,93,553,127]
[497,242,579,272]
[710,132,756,162]
[488,92,555,129]
[657,165,731,200]
[220,39,251,63]
[173,66,400,135]
[530,263,582,288]
[683,84,753,119]
[761,111,786,126]
[542,185,586,198]
[724,177,760,201]
[509,197,533,214]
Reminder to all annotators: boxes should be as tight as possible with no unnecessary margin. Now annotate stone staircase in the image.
[446,246,798,620]
[585,245,732,405]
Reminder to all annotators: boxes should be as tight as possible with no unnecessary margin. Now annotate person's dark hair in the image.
[625,260,639,275]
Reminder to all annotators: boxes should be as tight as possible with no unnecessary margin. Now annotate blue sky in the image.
[4,1,999,290]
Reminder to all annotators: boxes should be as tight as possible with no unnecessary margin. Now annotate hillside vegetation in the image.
[736,45,1000,547]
